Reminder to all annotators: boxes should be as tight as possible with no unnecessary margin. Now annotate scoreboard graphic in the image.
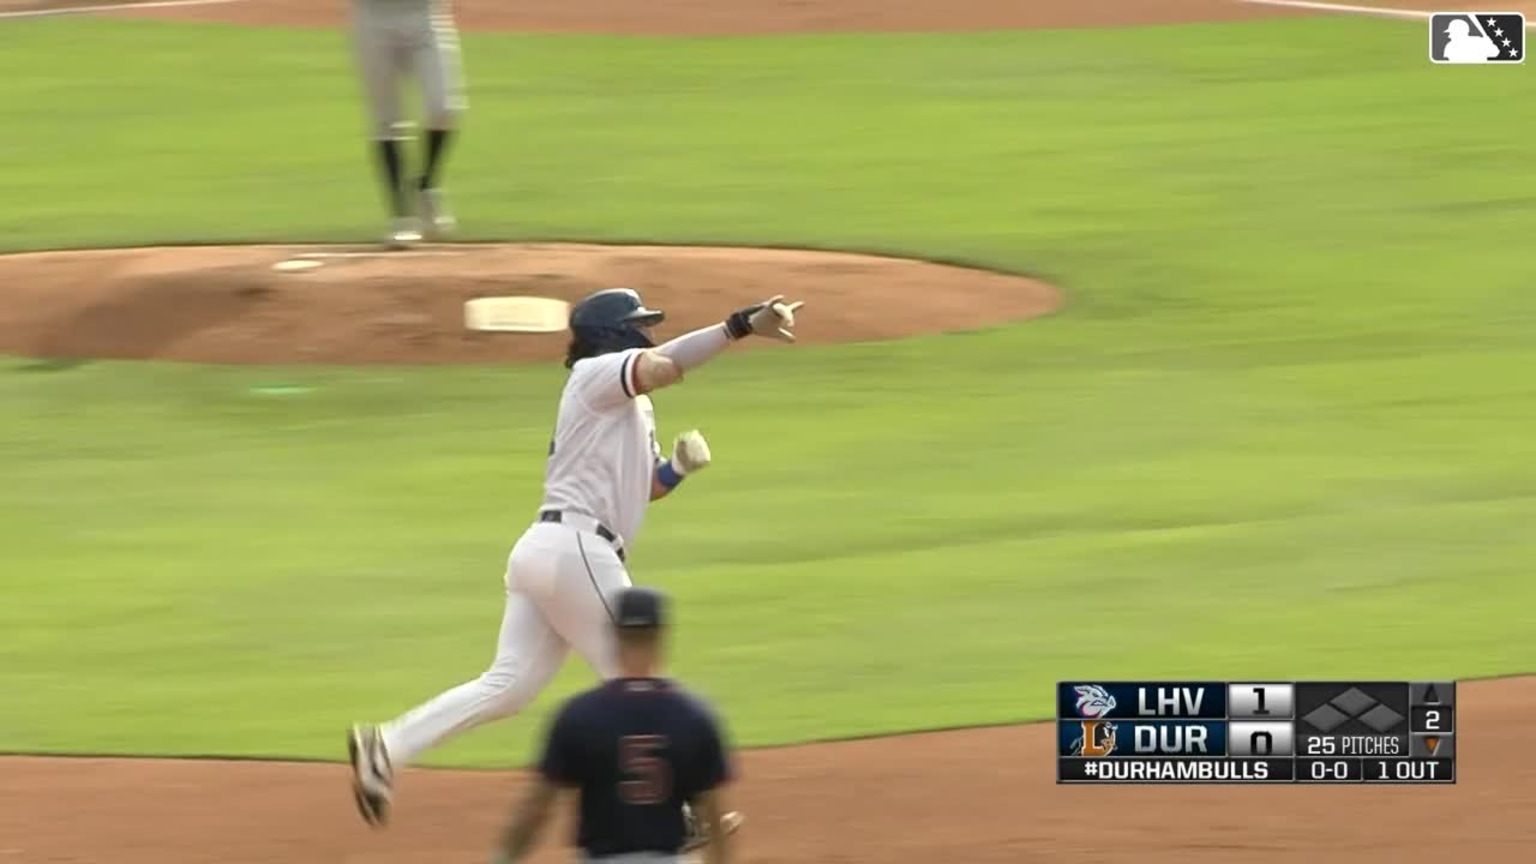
[1056,681,1456,784]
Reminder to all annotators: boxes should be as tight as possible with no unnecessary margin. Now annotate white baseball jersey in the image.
[541,349,661,546]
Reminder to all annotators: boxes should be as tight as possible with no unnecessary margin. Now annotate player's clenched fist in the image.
[670,430,712,475]
[725,295,806,343]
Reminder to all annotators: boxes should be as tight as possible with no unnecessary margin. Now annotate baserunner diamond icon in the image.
[1304,704,1350,733]
[1359,703,1406,733]
[1330,687,1377,717]
[1429,12,1525,64]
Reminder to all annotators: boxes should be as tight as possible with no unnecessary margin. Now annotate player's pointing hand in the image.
[752,295,805,342]
[726,295,806,343]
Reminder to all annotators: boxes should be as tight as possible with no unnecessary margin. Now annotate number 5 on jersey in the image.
[618,734,671,805]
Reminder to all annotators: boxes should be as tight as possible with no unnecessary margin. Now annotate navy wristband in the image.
[724,304,765,340]
[657,460,685,490]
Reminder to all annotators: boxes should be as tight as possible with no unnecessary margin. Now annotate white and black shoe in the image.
[682,805,744,853]
[386,217,422,250]
[418,186,457,240]
[347,724,394,827]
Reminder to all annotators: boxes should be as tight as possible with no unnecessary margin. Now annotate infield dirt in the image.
[0,243,1059,364]
[7,2,1530,863]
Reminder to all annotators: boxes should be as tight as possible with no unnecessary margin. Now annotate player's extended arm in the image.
[693,789,734,864]
[489,778,560,864]
[629,296,806,396]
[652,430,712,500]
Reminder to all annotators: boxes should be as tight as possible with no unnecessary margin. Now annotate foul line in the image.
[0,0,242,21]
[1239,0,1536,28]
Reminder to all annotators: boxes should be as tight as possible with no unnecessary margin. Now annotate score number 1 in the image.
[1230,682,1294,720]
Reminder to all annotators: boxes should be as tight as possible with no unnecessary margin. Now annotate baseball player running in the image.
[492,587,739,864]
[348,287,804,850]
[349,0,467,248]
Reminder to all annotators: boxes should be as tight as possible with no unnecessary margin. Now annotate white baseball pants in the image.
[350,0,467,138]
[380,519,630,768]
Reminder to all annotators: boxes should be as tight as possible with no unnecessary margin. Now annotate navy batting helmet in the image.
[565,288,666,367]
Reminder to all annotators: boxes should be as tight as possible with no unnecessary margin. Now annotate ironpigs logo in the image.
[1069,720,1119,758]
[1073,684,1117,718]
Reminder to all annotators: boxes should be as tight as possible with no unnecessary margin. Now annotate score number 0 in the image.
[1310,759,1352,780]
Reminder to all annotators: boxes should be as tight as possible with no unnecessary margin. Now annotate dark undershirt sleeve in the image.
[539,706,580,785]
[697,710,731,791]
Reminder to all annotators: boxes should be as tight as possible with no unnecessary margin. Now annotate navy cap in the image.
[613,587,667,629]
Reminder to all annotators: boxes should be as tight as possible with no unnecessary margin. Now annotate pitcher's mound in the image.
[0,243,1060,365]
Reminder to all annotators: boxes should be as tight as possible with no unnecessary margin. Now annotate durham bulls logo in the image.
[1069,721,1119,758]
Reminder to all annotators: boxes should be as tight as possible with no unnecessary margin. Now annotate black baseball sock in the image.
[419,128,454,191]
[375,138,407,216]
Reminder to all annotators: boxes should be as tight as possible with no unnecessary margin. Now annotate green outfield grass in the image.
[2,16,1534,767]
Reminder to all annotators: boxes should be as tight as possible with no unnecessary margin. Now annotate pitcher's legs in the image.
[415,8,466,144]
[379,590,568,768]
[351,16,411,220]
[412,8,466,236]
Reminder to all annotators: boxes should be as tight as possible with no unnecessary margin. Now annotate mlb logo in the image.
[1429,12,1525,63]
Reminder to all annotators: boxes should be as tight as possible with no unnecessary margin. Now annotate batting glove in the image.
[671,430,712,475]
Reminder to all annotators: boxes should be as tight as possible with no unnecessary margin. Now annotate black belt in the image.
[582,850,679,861]
[539,510,625,561]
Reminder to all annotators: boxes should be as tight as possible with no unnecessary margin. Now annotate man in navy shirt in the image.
[491,587,741,863]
